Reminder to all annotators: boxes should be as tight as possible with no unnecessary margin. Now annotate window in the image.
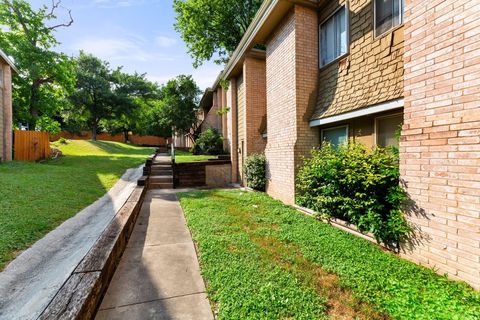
[320,6,348,67]
[375,0,404,37]
[321,125,348,147]
[375,114,403,148]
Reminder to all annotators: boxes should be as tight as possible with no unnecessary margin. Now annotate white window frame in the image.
[374,0,404,39]
[374,112,403,147]
[319,4,350,69]
[321,125,349,146]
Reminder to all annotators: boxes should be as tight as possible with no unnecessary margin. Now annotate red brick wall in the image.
[401,0,480,289]
[265,5,319,204]
[244,54,267,156]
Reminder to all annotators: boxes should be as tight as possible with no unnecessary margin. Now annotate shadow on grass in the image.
[86,140,156,156]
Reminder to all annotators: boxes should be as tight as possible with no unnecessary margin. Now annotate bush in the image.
[58,137,68,145]
[194,128,223,155]
[296,142,410,247]
[244,153,267,191]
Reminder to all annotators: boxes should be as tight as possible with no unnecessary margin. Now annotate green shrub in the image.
[194,128,223,155]
[244,153,267,191]
[58,137,68,145]
[296,142,411,247]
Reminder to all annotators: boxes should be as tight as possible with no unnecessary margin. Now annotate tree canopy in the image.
[173,0,262,67]
[0,0,75,129]
[68,52,161,140]
[157,75,200,136]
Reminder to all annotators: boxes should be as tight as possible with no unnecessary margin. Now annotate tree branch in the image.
[47,8,73,30]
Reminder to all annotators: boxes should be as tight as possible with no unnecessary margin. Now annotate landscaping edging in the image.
[37,186,147,320]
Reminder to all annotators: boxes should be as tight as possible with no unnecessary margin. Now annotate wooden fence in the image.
[50,131,169,146]
[14,130,51,161]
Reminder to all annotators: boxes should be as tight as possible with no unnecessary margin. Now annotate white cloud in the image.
[70,35,175,62]
[91,0,159,8]
[147,64,224,90]
[155,36,177,48]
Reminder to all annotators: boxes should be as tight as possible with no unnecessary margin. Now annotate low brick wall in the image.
[174,160,232,188]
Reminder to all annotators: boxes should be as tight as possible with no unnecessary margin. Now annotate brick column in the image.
[265,5,319,204]
[3,64,12,161]
[229,79,239,183]
[221,87,228,151]
[244,53,267,156]
[401,0,480,289]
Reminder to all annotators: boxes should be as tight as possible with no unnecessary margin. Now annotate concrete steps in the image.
[149,153,173,189]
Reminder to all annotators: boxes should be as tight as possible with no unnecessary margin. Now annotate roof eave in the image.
[0,49,19,74]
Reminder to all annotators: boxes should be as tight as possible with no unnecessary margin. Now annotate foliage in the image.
[216,106,230,116]
[179,190,480,320]
[35,115,61,135]
[68,52,159,140]
[296,142,410,247]
[173,0,262,67]
[194,128,223,155]
[156,74,200,136]
[244,153,266,191]
[0,0,76,128]
[0,140,154,270]
[58,137,68,144]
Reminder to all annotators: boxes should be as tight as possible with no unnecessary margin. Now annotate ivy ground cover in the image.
[178,189,480,320]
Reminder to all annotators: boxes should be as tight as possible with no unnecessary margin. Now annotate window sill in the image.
[319,52,349,70]
[374,23,404,41]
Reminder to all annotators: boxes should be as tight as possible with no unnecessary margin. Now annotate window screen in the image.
[376,114,403,148]
[320,6,347,67]
[321,126,348,147]
[375,0,404,37]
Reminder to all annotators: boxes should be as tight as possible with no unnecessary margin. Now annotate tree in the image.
[69,52,161,141]
[173,0,262,67]
[69,52,116,141]
[157,75,200,142]
[0,0,75,129]
[105,70,161,141]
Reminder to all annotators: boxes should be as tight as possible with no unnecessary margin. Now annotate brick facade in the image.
[265,5,319,204]
[313,0,404,120]
[244,54,267,157]
[202,90,222,133]
[1,62,12,162]
[401,0,480,289]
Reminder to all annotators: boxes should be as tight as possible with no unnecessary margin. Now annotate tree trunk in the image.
[92,122,97,141]
[124,130,129,143]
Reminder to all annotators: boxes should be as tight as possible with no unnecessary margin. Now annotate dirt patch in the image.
[251,235,389,320]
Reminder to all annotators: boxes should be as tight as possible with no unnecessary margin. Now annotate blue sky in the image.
[29,0,223,90]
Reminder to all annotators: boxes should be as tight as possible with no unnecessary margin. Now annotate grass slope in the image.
[0,140,154,270]
[174,149,217,163]
[179,190,480,320]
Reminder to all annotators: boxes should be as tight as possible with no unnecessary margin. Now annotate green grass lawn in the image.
[179,190,480,320]
[0,140,154,270]
[173,149,218,163]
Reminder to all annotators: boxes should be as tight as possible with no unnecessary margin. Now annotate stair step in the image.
[152,162,171,166]
[151,170,173,175]
[149,182,173,189]
[150,176,173,183]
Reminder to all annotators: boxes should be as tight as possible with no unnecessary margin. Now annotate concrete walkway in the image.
[0,166,144,320]
[96,189,214,320]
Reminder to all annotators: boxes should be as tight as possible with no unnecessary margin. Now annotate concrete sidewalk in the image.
[96,190,214,320]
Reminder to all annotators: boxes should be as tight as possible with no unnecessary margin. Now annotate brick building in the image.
[199,0,480,289]
[0,49,16,162]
